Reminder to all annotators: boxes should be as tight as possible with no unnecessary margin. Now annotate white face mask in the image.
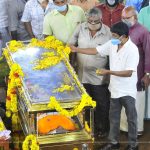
[88,23,101,31]
[122,19,132,28]
[107,0,116,5]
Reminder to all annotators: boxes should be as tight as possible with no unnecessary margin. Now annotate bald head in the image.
[122,6,137,20]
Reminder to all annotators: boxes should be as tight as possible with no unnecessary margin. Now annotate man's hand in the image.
[141,74,150,88]
[69,45,78,52]
[96,69,110,75]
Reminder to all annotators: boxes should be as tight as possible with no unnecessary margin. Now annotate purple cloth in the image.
[129,23,150,91]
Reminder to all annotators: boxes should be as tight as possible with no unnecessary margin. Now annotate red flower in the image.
[13,73,19,78]
[11,89,17,94]
[6,96,11,101]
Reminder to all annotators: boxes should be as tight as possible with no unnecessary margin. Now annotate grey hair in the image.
[87,7,102,19]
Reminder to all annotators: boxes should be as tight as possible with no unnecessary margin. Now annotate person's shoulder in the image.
[139,6,150,14]
[45,10,57,17]
[73,22,85,32]
[96,3,106,9]
[128,39,139,52]
[8,0,17,5]
[101,24,111,35]
[69,4,84,12]
[80,22,88,29]
[137,23,149,34]
[118,3,125,9]
[102,24,110,31]
[25,0,35,7]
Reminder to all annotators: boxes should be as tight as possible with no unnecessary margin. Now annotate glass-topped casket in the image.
[4,38,95,150]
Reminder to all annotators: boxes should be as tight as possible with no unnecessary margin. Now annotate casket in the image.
[4,38,95,150]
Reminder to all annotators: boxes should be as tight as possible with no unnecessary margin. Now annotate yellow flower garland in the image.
[53,84,74,93]
[0,121,5,131]
[30,36,71,59]
[31,36,71,70]
[47,94,96,117]
[6,36,71,59]
[6,63,24,117]
[33,54,62,70]
[5,63,24,130]
[22,134,39,150]
[8,40,24,52]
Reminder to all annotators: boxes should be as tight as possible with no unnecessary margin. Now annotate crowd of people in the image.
[0,0,150,150]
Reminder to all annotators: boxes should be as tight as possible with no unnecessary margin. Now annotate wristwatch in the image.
[146,73,150,77]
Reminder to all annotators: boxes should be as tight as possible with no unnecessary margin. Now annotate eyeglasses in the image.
[54,0,66,5]
[122,15,133,20]
[88,19,101,24]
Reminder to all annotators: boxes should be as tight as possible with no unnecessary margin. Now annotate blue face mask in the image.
[111,38,121,45]
[54,4,67,12]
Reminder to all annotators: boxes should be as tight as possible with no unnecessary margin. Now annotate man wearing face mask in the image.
[21,0,55,40]
[69,8,111,138]
[43,0,86,44]
[96,0,124,27]
[120,6,150,136]
[69,21,139,150]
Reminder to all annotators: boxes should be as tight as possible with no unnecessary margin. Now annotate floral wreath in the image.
[4,36,96,149]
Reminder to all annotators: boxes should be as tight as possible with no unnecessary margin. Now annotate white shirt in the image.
[21,0,55,39]
[96,38,139,99]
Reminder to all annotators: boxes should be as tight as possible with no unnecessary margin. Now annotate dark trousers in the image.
[108,96,137,147]
[83,83,110,133]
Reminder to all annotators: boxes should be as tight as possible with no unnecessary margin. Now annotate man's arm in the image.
[70,45,97,55]
[97,69,133,77]
[141,31,150,87]
[70,40,111,56]
[24,22,35,38]
[21,1,35,38]
[68,24,81,46]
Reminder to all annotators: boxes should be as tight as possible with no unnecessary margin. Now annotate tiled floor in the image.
[94,120,150,150]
